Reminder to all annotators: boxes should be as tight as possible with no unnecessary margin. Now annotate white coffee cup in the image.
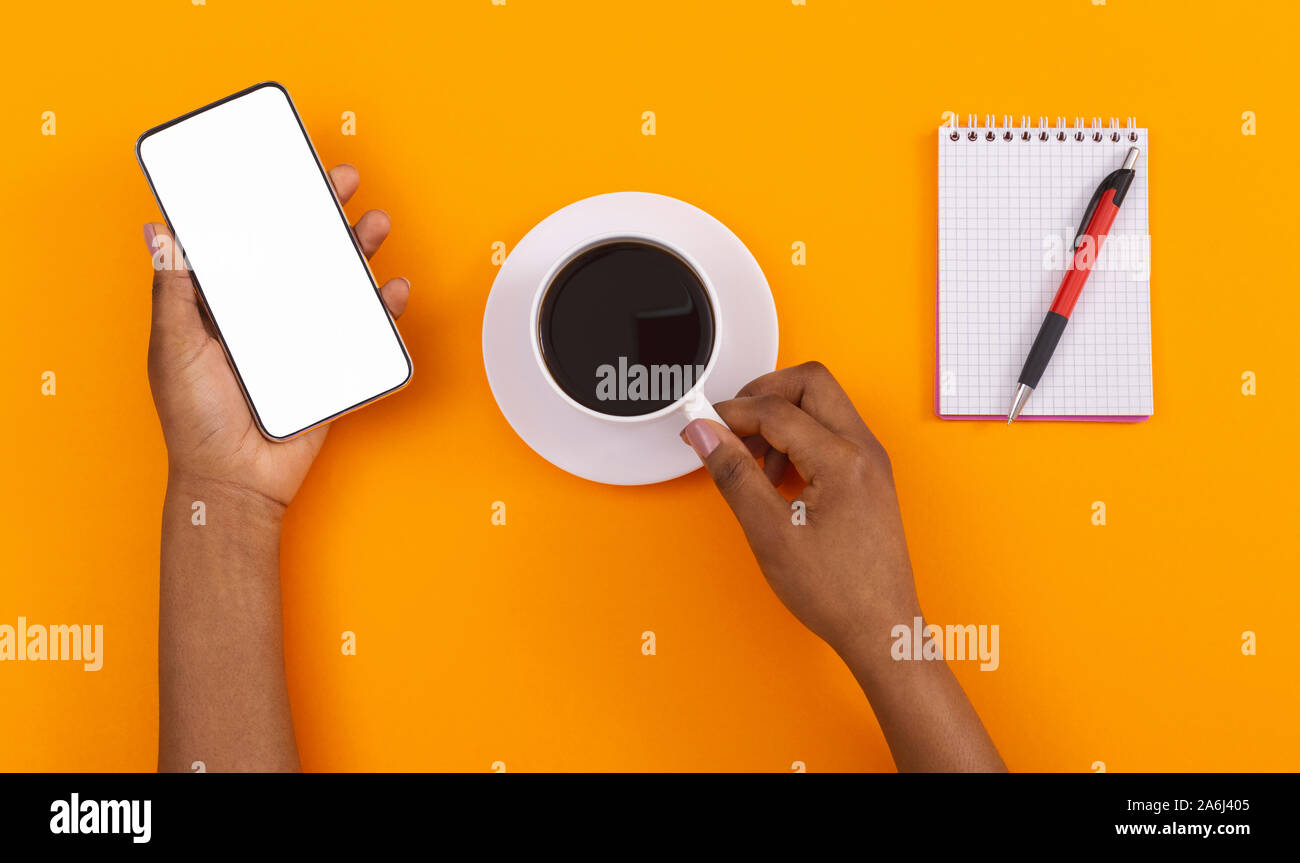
[528,231,726,432]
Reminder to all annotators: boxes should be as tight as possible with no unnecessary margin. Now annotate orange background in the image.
[2,0,1297,772]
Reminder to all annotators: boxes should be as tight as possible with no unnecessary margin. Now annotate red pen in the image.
[1008,146,1141,422]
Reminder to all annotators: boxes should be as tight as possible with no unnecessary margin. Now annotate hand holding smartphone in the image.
[137,82,412,441]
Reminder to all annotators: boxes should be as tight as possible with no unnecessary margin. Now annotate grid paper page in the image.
[937,127,1153,418]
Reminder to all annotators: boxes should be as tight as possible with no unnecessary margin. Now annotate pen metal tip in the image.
[1123,147,1140,170]
[1007,383,1033,424]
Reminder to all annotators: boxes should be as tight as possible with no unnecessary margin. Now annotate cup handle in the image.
[677,388,724,427]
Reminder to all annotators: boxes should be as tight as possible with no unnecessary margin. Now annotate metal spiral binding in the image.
[945,115,1139,142]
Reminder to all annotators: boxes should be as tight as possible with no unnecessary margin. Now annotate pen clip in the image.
[1071,178,1111,253]
[1071,168,1135,252]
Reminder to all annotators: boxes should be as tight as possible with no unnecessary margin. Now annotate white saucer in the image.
[482,192,779,485]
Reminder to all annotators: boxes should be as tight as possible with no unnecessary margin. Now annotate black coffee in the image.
[539,241,715,417]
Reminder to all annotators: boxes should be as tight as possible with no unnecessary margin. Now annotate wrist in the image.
[829,598,926,686]
[165,471,286,533]
[160,471,286,597]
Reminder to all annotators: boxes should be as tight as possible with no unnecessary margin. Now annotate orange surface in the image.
[2,0,1297,772]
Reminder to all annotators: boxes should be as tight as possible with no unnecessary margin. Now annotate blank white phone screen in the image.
[138,84,411,439]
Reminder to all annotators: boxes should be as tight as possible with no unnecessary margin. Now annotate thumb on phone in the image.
[144,222,206,345]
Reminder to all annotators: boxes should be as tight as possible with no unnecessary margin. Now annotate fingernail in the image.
[682,419,720,460]
[142,224,156,254]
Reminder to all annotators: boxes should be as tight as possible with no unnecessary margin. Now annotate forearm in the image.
[158,474,300,772]
[838,615,1007,773]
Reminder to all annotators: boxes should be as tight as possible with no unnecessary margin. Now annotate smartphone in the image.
[136,82,412,440]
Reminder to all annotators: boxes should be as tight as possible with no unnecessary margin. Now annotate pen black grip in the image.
[1018,312,1069,389]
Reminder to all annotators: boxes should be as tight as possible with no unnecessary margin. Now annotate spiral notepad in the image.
[937,116,1153,420]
